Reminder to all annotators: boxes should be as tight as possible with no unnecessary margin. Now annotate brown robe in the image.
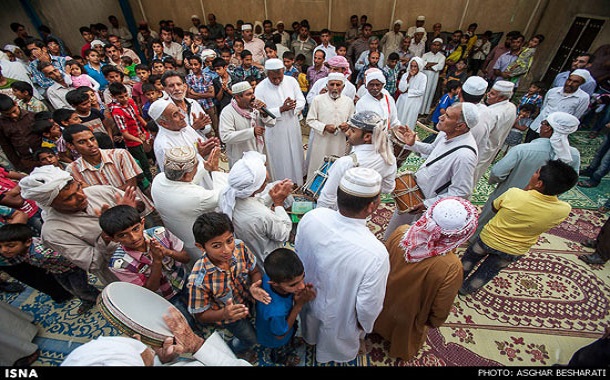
[373,224,463,361]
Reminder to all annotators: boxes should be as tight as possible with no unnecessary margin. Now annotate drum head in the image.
[100,282,175,346]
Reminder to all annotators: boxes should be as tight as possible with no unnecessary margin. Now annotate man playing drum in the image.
[384,102,479,240]
[316,110,396,211]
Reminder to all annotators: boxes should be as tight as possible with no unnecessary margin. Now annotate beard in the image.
[329,90,341,99]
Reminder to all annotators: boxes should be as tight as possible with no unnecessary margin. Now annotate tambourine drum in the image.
[98,282,176,347]
[302,155,339,199]
[392,171,424,214]
[390,128,411,168]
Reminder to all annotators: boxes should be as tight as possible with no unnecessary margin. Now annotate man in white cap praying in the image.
[295,166,390,364]
[219,81,272,168]
[385,102,479,239]
[380,20,404,59]
[305,72,355,180]
[218,151,293,268]
[421,37,446,115]
[19,165,141,286]
[317,110,396,210]
[469,111,581,244]
[472,80,517,185]
[151,145,227,267]
[354,68,401,130]
[254,58,306,186]
[524,69,590,143]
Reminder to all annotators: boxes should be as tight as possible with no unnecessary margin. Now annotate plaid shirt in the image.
[0,237,78,273]
[518,93,543,113]
[108,99,148,147]
[29,55,68,89]
[382,65,400,96]
[109,227,186,300]
[187,240,256,326]
[186,72,215,110]
[232,65,264,83]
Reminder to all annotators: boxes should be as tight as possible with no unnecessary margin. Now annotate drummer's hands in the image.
[408,202,426,214]
[269,179,293,206]
[161,306,205,358]
[250,280,271,304]
[396,125,417,146]
[222,298,250,322]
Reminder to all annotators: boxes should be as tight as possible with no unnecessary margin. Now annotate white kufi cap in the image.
[231,81,252,94]
[462,76,488,96]
[461,102,479,129]
[264,58,284,71]
[571,69,591,83]
[148,98,172,121]
[339,167,381,197]
[492,80,515,93]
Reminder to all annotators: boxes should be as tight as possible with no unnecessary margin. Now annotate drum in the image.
[390,128,411,168]
[302,155,339,199]
[98,282,176,347]
[392,171,424,214]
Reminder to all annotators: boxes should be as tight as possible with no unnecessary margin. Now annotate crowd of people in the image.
[0,12,609,367]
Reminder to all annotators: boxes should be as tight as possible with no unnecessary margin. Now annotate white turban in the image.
[365,69,386,85]
[219,151,267,219]
[19,165,74,208]
[547,112,579,163]
[326,72,345,83]
[61,336,148,366]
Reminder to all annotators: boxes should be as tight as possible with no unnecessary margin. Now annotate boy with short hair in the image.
[120,56,138,81]
[188,211,270,362]
[0,223,100,314]
[131,64,151,107]
[233,50,264,83]
[150,59,166,76]
[382,52,400,96]
[256,248,316,366]
[52,107,82,162]
[65,88,114,138]
[10,81,47,113]
[34,147,67,169]
[500,102,536,155]
[141,82,162,120]
[282,51,298,78]
[32,119,62,152]
[460,160,578,295]
[101,65,132,105]
[99,204,197,328]
[431,80,461,128]
[518,81,544,117]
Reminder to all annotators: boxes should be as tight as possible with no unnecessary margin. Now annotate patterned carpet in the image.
[1,129,609,367]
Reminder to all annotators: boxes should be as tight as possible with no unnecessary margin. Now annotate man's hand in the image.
[280,97,296,113]
[196,137,220,158]
[202,146,220,172]
[191,112,212,130]
[269,179,293,206]
[395,125,417,146]
[161,306,204,359]
[323,124,337,134]
[95,186,137,216]
[253,126,265,137]
[408,202,426,214]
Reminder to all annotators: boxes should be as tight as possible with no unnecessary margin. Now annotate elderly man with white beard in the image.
[305,72,355,180]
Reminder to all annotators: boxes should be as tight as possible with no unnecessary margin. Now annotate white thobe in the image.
[469,103,494,161]
[306,77,357,105]
[153,125,214,189]
[231,197,292,269]
[151,171,228,267]
[295,207,390,364]
[305,93,355,180]
[395,72,427,129]
[355,92,402,130]
[473,99,517,185]
[218,104,271,168]
[179,98,212,140]
[317,144,396,210]
[420,51,446,114]
[384,131,478,238]
[254,76,306,185]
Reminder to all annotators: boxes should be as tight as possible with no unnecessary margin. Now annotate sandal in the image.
[578,180,598,188]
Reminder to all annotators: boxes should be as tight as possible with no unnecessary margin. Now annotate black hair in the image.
[101,65,124,78]
[192,212,234,246]
[52,108,77,125]
[538,159,578,196]
[337,186,379,214]
[446,80,461,93]
[79,26,92,35]
[161,70,185,86]
[9,81,33,96]
[10,23,24,33]
[518,103,536,114]
[96,23,108,32]
[264,248,304,283]
[387,52,400,61]
[108,82,128,96]
[37,60,54,73]
[62,124,91,143]
[212,57,227,68]
[151,38,163,47]
[32,119,54,136]
[283,51,295,60]
[173,27,184,39]
[240,49,252,60]
[533,34,545,44]
[264,41,277,52]
[141,82,156,93]
[146,119,159,134]
[121,56,133,65]
[0,223,33,243]
[148,74,162,84]
[99,205,142,236]
[135,63,150,72]
[461,91,484,104]
[0,94,15,112]
[94,132,114,149]
[65,88,90,106]
[34,146,57,161]
[34,110,52,121]
[295,53,306,62]
[38,25,51,34]
[187,54,202,64]
[164,57,178,68]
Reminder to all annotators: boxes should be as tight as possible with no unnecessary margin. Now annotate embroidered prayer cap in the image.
[19,165,75,208]
[432,38,444,44]
[347,110,382,132]
[400,196,478,263]
[326,72,345,83]
[147,98,172,121]
[415,27,426,34]
[365,68,386,85]
[394,20,403,26]
[90,40,105,47]
[462,76,488,96]
[571,69,591,83]
[339,167,382,197]
[164,145,198,172]
[264,58,284,71]
[461,102,479,129]
[242,23,253,31]
[417,15,426,21]
[231,81,252,94]
[492,80,515,93]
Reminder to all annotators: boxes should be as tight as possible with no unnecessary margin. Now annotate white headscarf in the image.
[409,56,425,72]
[219,151,267,219]
[19,165,74,208]
[365,68,386,86]
[547,112,579,163]
[61,336,148,366]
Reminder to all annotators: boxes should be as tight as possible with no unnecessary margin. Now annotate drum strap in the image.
[424,145,477,194]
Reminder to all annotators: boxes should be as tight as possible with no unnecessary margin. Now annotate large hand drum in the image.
[98,282,176,347]
[389,128,411,168]
[392,171,424,214]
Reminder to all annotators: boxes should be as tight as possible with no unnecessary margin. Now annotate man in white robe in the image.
[306,55,356,105]
[254,58,306,186]
[218,81,273,168]
[295,166,390,364]
[420,38,446,115]
[459,76,494,164]
[473,80,517,185]
[305,73,355,180]
[355,69,401,131]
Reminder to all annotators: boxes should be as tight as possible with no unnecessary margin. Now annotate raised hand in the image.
[395,125,416,146]
[222,298,250,322]
[250,279,271,304]
[202,146,220,172]
[191,112,212,131]
[196,137,220,158]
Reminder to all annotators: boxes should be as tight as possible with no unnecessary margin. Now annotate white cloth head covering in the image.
[415,27,426,34]
[231,81,252,94]
[348,111,395,166]
[148,98,172,121]
[492,80,515,94]
[547,111,579,163]
[326,72,345,83]
[409,56,425,72]
[264,58,284,71]
[339,167,381,197]
[400,197,478,263]
[571,69,591,83]
[241,24,252,31]
[219,151,267,219]
[19,165,74,208]
[462,76,488,96]
[3,44,19,53]
[276,20,284,26]
[365,68,386,85]
[461,102,479,129]
[417,15,426,21]
[200,49,216,60]
[164,146,198,172]
[61,336,148,366]
[394,20,403,26]
[90,40,104,47]
[432,38,444,44]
